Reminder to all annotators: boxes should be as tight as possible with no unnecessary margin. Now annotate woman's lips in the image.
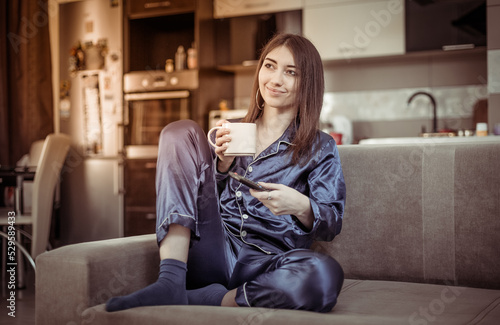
[266,87,285,96]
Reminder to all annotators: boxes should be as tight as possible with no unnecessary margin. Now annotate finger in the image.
[249,188,269,199]
[216,119,229,127]
[257,182,280,191]
[215,127,230,139]
[214,143,228,155]
[216,134,231,147]
[215,128,230,145]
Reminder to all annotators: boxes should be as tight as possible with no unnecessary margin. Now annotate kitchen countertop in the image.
[358,135,500,145]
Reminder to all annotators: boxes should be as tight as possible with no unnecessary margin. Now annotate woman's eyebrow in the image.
[264,57,296,68]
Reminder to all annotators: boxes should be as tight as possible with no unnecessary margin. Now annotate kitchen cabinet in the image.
[214,0,302,18]
[303,0,405,61]
[127,0,196,19]
[405,0,486,52]
[126,13,195,71]
[214,10,302,68]
[124,158,156,236]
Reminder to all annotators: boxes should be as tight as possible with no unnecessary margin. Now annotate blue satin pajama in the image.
[156,120,346,312]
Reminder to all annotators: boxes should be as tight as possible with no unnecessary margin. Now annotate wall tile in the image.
[488,50,500,94]
[488,94,500,131]
[488,5,500,50]
[321,85,487,123]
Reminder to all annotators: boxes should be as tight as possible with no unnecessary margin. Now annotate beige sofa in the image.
[36,141,500,324]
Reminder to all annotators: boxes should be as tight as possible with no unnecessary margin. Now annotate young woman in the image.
[106,33,346,313]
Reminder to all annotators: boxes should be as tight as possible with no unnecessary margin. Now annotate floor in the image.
[1,267,35,324]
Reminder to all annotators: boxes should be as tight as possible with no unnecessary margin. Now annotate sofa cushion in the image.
[86,279,500,325]
[453,144,500,289]
[327,142,500,289]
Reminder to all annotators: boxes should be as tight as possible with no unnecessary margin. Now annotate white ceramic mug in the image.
[207,122,256,156]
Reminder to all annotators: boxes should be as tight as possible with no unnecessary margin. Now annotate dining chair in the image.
[0,133,71,272]
[16,139,46,215]
[27,139,46,169]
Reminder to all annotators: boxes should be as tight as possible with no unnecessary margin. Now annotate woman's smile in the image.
[266,86,286,96]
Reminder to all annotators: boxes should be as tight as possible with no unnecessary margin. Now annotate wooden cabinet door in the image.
[303,0,405,61]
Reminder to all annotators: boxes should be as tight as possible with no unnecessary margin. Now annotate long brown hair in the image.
[242,33,325,165]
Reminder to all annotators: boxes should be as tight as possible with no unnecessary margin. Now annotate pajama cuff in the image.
[156,212,198,245]
[235,283,251,307]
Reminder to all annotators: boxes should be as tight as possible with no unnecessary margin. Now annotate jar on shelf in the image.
[175,46,186,71]
[165,59,174,73]
[187,46,197,69]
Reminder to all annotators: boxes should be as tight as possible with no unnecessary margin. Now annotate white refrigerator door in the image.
[60,158,123,244]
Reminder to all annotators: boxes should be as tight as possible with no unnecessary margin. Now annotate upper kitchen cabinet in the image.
[405,0,486,52]
[214,0,302,18]
[215,10,302,69]
[126,13,195,71]
[303,0,405,61]
[127,0,196,19]
[124,0,196,72]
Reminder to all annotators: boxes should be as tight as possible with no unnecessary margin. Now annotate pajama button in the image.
[241,230,247,237]
[248,166,253,173]
[242,214,249,219]
[236,191,242,198]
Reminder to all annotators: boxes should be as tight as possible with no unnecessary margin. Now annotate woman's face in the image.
[258,45,298,111]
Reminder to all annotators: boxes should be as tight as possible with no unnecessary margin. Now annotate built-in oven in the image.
[122,69,198,236]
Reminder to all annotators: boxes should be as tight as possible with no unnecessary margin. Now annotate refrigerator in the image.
[57,0,124,244]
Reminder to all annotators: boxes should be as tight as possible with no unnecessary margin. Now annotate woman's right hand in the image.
[213,119,235,173]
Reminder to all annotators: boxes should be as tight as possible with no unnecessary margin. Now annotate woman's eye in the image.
[264,63,274,69]
[287,70,297,76]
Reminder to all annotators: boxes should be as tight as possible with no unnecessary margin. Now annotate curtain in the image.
[0,0,53,166]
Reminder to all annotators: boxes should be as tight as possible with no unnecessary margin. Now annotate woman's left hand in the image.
[249,183,314,230]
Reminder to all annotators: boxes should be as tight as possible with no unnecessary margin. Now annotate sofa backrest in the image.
[313,141,500,289]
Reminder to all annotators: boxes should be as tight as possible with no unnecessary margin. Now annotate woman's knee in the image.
[280,251,344,312]
[159,120,202,145]
[242,250,344,312]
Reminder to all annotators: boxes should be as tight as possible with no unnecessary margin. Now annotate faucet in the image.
[407,91,437,133]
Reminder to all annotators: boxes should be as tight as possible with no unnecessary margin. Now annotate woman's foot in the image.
[187,283,229,306]
[106,259,188,312]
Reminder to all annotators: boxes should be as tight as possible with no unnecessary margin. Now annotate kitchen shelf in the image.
[217,63,258,73]
[217,47,487,73]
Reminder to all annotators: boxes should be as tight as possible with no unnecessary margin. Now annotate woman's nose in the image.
[270,71,283,86]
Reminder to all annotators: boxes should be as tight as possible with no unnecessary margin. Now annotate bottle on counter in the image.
[187,44,197,69]
[175,46,186,71]
[165,59,174,73]
[219,100,229,111]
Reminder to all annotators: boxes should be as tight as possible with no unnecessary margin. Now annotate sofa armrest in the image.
[35,234,159,325]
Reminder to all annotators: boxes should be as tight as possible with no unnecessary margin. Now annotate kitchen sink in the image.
[419,132,456,138]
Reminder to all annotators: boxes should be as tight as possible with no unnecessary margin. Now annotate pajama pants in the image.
[155,120,344,313]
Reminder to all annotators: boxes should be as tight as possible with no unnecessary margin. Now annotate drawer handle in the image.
[146,213,156,220]
[145,162,156,169]
[144,1,171,9]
